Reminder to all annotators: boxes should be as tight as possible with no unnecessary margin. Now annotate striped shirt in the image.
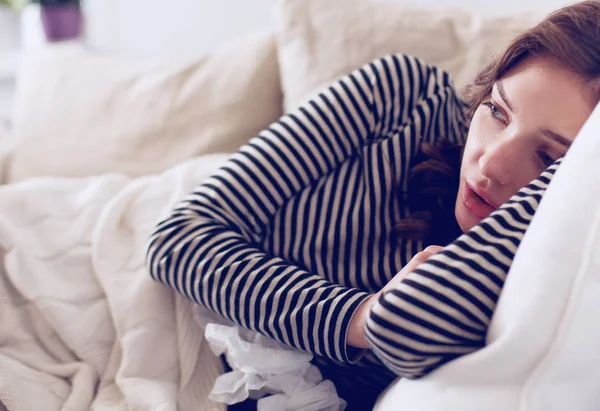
[144,53,532,405]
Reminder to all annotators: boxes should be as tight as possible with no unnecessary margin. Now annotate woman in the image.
[146,1,600,409]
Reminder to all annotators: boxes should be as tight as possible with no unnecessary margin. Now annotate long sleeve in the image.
[146,54,465,363]
[365,159,562,377]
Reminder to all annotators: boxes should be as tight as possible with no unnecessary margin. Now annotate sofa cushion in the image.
[274,0,545,111]
[7,29,282,182]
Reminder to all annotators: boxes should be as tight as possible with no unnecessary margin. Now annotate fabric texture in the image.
[273,0,547,111]
[375,103,600,411]
[0,154,233,411]
[6,29,282,182]
[146,54,466,407]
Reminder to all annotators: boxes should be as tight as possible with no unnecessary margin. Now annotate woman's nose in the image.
[478,138,523,186]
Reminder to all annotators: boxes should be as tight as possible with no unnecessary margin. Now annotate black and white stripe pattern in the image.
[146,54,467,399]
[366,159,562,378]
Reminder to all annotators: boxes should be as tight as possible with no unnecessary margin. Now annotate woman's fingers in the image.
[422,245,445,255]
[391,245,445,283]
[409,246,444,267]
[375,245,446,307]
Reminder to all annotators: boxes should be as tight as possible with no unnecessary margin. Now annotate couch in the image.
[1,0,598,410]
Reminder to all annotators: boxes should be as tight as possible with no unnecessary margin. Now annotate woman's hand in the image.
[347,246,444,349]
[379,245,444,295]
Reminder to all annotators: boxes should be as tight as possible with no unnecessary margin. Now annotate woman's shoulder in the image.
[354,54,467,129]
[356,54,468,141]
[360,53,458,94]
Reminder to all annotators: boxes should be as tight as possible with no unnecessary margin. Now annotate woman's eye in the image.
[537,151,556,167]
[483,102,506,123]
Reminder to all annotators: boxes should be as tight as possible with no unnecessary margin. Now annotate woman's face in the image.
[455,56,596,232]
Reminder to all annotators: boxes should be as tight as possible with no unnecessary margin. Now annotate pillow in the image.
[375,102,600,410]
[6,29,283,182]
[273,0,547,111]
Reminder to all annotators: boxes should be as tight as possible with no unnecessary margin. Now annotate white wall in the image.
[84,0,274,58]
[0,7,21,50]
[82,0,576,58]
[387,0,577,16]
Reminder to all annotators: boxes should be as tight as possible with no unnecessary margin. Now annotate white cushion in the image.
[6,29,282,182]
[273,0,546,111]
[375,102,600,410]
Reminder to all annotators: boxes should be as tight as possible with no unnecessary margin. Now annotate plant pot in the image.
[0,5,20,49]
[40,4,82,42]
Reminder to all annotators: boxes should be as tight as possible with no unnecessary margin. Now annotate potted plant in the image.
[32,0,82,42]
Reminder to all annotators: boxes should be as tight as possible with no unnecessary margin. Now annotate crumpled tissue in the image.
[195,307,347,411]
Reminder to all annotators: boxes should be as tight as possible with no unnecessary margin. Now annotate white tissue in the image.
[195,307,347,411]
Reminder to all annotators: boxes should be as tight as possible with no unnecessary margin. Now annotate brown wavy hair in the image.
[395,0,600,246]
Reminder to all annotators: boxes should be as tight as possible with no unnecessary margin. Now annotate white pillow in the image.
[6,29,283,182]
[375,102,600,410]
[273,0,547,111]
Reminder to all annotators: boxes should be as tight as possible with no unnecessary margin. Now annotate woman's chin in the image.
[455,203,481,233]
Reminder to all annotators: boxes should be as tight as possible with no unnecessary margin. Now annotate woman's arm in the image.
[348,246,445,348]
[146,54,465,363]
[365,159,562,377]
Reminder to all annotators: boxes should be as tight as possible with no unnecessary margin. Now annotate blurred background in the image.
[0,0,578,56]
[0,0,576,124]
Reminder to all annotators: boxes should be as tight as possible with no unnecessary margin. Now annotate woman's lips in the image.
[462,183,497,219]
